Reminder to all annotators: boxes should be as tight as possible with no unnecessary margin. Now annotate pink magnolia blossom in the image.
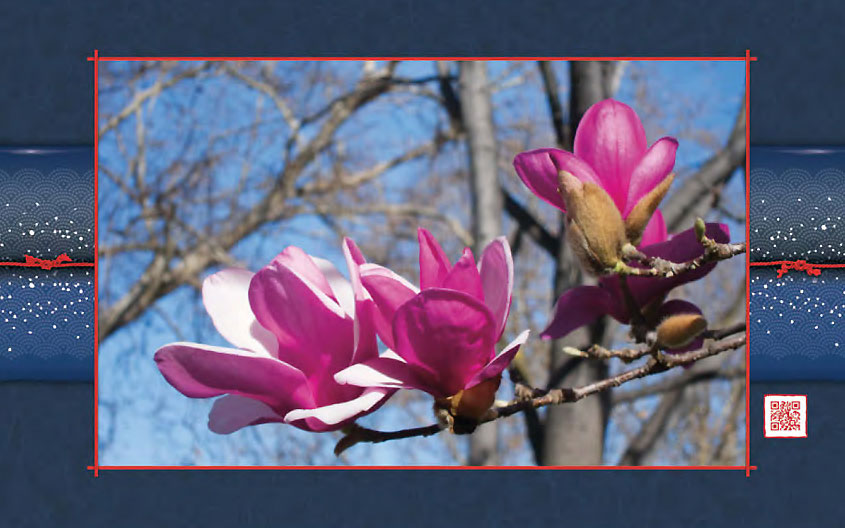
[512,98,730,340]
[540,207,730,341]
[334,229,529,406]
[513,98,678,223]
[154,245,394,434]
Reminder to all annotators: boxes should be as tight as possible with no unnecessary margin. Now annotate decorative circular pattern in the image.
[0,167,94,262]
[751,166,845,263]
[0,268,94,362]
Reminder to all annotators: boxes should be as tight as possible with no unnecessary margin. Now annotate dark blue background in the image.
[1,1,843,526]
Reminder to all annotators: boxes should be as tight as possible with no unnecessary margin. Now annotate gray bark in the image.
[459,61,504,466]
[538,61,620,465]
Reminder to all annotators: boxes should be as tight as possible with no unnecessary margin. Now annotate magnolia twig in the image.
[563,322,746,362]
[616,218,746,278]
[334,332,746,455]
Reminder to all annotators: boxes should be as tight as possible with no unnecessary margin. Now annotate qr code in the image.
[764,395,807,438]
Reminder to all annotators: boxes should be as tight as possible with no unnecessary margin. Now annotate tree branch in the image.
[334,332,745,455]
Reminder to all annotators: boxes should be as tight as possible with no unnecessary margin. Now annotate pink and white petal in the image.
[154,342,314,412]
[284,387,394,432]
[478,237,514,340]
[208,394,285,434]
[574,99,648,211]
[311,256,355,318]
[541,285,627,340]
[359,264,419,350]
[638,209,668,248]
[269,246,335,299]
[465,329,529,389]
[513,148,602,212]
[441,247,484,302]
[249,265,353,376]
[418,228,452,289]
[202,268,279,357]
[623,137,678,217]
[334,353,438,394]
[392,288,497,397]
[342,239,379,363]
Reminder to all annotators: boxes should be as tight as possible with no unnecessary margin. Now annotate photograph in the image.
[96,59,747,467]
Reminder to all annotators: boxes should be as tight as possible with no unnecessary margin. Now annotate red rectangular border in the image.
[88,52,756,476]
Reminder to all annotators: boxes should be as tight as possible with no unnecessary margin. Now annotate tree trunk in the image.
[459,61,504,466]
[538,61,619,465]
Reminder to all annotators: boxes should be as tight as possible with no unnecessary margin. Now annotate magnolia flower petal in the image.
[639,209,668,248]
[624,223,731,309]
[658,299,703,318]
[393,288,497,397]
[441,247,484,302]
[284,387,394,432]
[465,329,529,389]
[574,99,648,212]
[478,237,514,339]
[312,256,356,318]
[154,342,313,412]
[359,264,419,350]
[418,228,452,289]
[643,222,731,262]
[201,268,279,357]
[541,285,627,340]
[624,137,679,217]
[208,394,284,434]
[343,238,379,364]
[513,148,601,212]
[334,353,439,393]
[249,264,354,377]
[270,246,335,300]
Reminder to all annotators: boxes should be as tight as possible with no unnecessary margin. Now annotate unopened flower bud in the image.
[694,217,707,242]
[656,313,708,349]
[624,172,675,245]
[558,171,628,275]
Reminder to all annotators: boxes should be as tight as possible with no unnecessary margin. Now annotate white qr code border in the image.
[764,394,807,438]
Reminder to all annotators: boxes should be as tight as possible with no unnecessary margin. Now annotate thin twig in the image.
[334,333,746,454]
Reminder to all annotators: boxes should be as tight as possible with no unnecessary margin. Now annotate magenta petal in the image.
[343,238,379,364]
[478,237,514,340]
[541,285,627,340]
[334,351,440,394]
[574,99,648,212]
[392,288,496,397]
[465,330,529,389]
[208,394,285,434]
[201,268,279,357]
[269,246,335,300]
[248,264,353,383]
[638,209,668,248]
[418,228,452,289]
[659,299,703,318]
[359,264,419,350]
[284,387,394,432]
[622,223,731,309]
[513,148,601,212]
[154,343,314,413]
[644,222,730,262]
[441,247,484,301]
[623,137,678,217]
